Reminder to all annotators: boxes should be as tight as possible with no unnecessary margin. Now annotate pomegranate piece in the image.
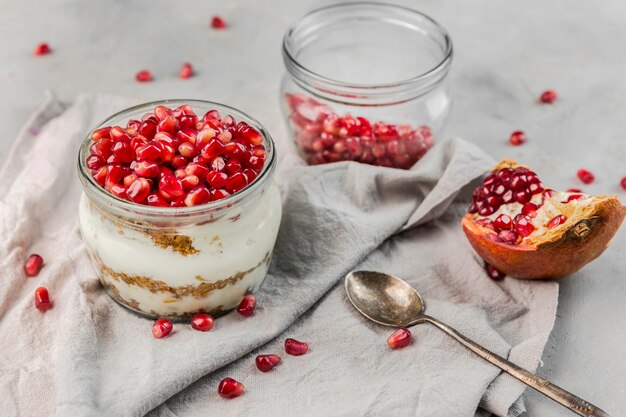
[236,295,256,317]
[135,70,153,82]
[34,43,51,56]
[486,264,506,281]
[24,254,44,276]
[285,338,308,356]
[255,354,281,372]
[191,313,214,332]
[152,318,173,339]
[577,169,595,184]
[539,90,558,104]
[509,130,526,146]
[34,287,52,311]
[211,16,227,29]
[218,378,244,399]
[386,327,411,349]
[179,62,194,79]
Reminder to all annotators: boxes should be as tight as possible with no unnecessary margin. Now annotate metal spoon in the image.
[344,270,610,417]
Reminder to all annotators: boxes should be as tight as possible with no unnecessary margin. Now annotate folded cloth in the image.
[0,94,558,417]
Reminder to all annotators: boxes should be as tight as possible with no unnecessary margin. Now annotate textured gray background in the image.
[1,0,625,415]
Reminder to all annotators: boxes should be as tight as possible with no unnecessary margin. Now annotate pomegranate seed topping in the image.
[158,116,179,134]
[225,172,248,193]
[34,43,51,56]
[91,127,112,141]
[190,313,214,332]
[134,160,160,178]
[387,327,411,349]
[486,264,506,281]
[179,62,194,79]
[86,155,105,170]
[111,141,135,163]
[210,189,231,201]
[236,295,256,317]
[493,214,513,231]
[218,378,244,399]
[621,177,626,190]
[225,160,242,175]
[513,214,535,237]
[201,138,224,159]
[184,186,210,206]
[181,175,200,191]
[285,338,309,356]
[136,143,162,161]
[577,169,595,184]
[135,70,153,82]
[255,354,281,372]
[147,193,169,207]
[24,254,44,276]
[152,318,173,339]
[509,130,526,146]
[127,178,151,203]
[159,174,185,199]
[211,16,227,29]
[34,287,52,311]
[539,90,558,104]
[547,214,567,229]
[207,171,228,189]
[521,202,538,218]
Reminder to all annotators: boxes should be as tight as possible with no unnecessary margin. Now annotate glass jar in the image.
[280,2,453,169]
[77,100,282,319]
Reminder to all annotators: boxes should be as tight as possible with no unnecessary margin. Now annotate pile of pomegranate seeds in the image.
[539,90,558,104]
[236,295,256,317]
[135,70,153,82]
[509,130,526,146]
[86,104,266,207]
[486,264,506,281]
[255,354,281,372]
[191,313,214,332]
[24,254,44,276]
[34,287,53,311]
[152,318,174,338]
[179,63,194,79]
[284,338,308,356]
[34,43,51,56]
[387,327,411,349]
[211,16,227,29]
[577,168,595,184]
[285,93,434,169]
[218,377,244,398]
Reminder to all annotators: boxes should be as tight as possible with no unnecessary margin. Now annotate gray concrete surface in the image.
[1,0,625,415]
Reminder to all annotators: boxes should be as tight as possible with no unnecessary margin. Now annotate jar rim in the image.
[282,2,453,103]
[77,99,277,217]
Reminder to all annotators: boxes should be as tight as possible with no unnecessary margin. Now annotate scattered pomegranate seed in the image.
[255,354,281,372]
[485,264,506,281]
[218,377,244,398]
[566,188,582,193]
[547,214,567,229]
[509,130,526,146]
[34,287,52,311]
[285,338,308,356]
[236,295,256,317]
[135,70,153,83]
[191,313,214,332]
[211,16,227,29]
[24,254,44,276]
[577,169,595,184]
[152,318,173,339]
[179,62,194,79]
[565,194,586,203]
[539,90,558,104]
[621,177,626,190]
[387,327,411,349]
[33,43,51,56]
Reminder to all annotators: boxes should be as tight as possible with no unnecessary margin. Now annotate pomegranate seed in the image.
[135,70,153,82]
[387,327,411,349]
[140,120,158,139]
[111,141,135,163]
[285,338,308,356]
[91,127,111,141]
[136,143,162,160]
[565,194,586,203]
[493,214,513,231]
[225,160,242,175]
[225,172,248,193]
[86,155,105,170]
[566,188,582,193]
[184,186,211,206]
[210,189,231,201]
[123,174,138,188]
[159,175,185,199]
[127,178,151,203]
[201,138,224,159]
[621,177,626,190]
[521,202,538,218]
[236,295,256,317]
[577,169,595,184]
[134,160,161,178]
[109,184,127,199]
[34,287,52,311]
[509,131,526,146]
[539,90,558,104]
[179,62,194,79]
[33,43,51,56]
[211,16,227,29]
[147,193,169,207]
[185,162,210,178]
[513,214,535,238]
[514,189,532,204]
[24,254,44,276]
[486,264,506,281]
[207,171,228,189]
[547,214,567,229]
[181,175,200,191]
[255,354,281,372]
[210,156,226,172]
[152,318,173,339]
[218,378,244,399]
[498,229,520,244]
[158,116,179,134]
[191,313,214,332]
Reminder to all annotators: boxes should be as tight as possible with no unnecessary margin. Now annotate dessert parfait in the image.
[77,100,282,318]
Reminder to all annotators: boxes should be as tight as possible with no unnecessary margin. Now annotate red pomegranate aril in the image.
[486,264,506,281]
[159,175,185,199]
[621,177,626,190]
[181,175,200,191]
[184,162,209,179]
[246,155,264,172]
[159,143,176,162]
[24,254,44,276]
[123,173,138,188]
[139,120,157,139]
[134,161,160,178]
[154,105,172,121]
[147,193,169,207]
[243,169,257,183]
[86,155,105,170]
[201,138,225,160]
[547,214,567,229]
[106,164,126,186]
[566,188,582,193]
[514,189,532,204]
[566,194,586,203]
[225,172,248,193]
[540,90,558,104]
[177,128,198,144]
[210,156,226,172]
[93,166,107,186]
[514,214,535,237]
[387,327,411,349]
[127,178,151,203]
[111,141,135,163]
[34,42,51,56]
[34,287,52,311]
[179,62,194,79]
[285,338,308,356]
[90,138,114,159]
[184,186,210,206]
[225,160,242,175]
[236,295,256,317]
[218,378,243,399]
[498,229,520,244]
[493,214,513,231]
[207,171,228,189]
[223,142,248,161]
[235,122,263,145]
[171,156,188,169]
[211,15,227,29]
[190,313,214,332]
[521,202,539,218]
[135,70,153,82]
[509,130,526,146]
[577,169,595,184]
[158,116,179,135]
[256,354,281,372]
[109,184,127,199]
[179,115,198,130]
[178,142,198,158]
[136,143,162,161]
[91,126,111,141]
[152,318,173,339]
[210,189,231,201]
[528,182,543,194]
[501,190,514,204]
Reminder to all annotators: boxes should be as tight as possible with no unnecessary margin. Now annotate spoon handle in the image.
[419,315,610,417]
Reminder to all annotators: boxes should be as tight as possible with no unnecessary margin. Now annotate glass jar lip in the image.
[282,1,453,90]
[77,98,276,216]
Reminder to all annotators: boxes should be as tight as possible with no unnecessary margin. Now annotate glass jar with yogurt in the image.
[77,100,282,319]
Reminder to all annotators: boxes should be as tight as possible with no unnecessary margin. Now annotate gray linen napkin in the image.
[0,94,558,417]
